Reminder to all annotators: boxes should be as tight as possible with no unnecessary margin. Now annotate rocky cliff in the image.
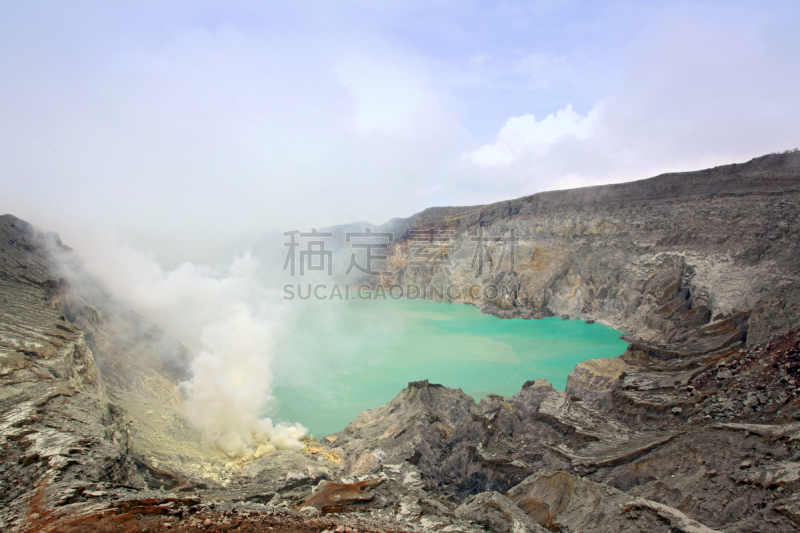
[377,151,800,342]
[2,151,800,532]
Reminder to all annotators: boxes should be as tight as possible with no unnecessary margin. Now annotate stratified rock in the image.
[455,491,548,533]
[565,357,631,409]
[507,471,723,533]
[0,216,133,530]
[747,281,800,348]
[775,494,800,525]
[0,215,347,531]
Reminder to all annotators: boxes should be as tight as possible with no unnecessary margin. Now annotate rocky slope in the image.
[0,216,341,532]
[2,151,800,532]
[0,216,133,530]
[376,151,800,339]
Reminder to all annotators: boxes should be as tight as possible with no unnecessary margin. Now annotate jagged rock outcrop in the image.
[317,347,800,530]
[564,357,630,409]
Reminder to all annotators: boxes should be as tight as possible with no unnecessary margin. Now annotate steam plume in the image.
[57,229,307,458]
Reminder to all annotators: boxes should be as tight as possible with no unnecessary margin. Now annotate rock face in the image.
[0,215,134,530]
[507,471,724,533]
[372,152,800,348]
[2,151,800,532]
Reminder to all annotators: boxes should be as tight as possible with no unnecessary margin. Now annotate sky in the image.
[1,0,799,266]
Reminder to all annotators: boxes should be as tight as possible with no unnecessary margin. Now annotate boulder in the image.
[455,491,548,533]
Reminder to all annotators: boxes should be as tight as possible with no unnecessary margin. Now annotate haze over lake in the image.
[271,297,628,438]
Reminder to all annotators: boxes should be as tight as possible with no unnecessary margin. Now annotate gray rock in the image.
[507,471,723,533]
[716,368,733,380]
[455,491,547,533]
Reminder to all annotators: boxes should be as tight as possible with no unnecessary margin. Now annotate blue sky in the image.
[1,0,798,264]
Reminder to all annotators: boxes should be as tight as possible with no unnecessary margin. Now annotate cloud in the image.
[451,5,800,203]
[0,7,467,264]
[340,60,441,138]
[468,104,597,167]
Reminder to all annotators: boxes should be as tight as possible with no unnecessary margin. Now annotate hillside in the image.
[2,151,800,531]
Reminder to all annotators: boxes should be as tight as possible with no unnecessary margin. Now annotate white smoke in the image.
[61,228,307,458]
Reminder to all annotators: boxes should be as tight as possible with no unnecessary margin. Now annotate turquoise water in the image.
[269,297,627,438]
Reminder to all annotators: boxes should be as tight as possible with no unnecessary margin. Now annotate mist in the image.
[55,227,309,458]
